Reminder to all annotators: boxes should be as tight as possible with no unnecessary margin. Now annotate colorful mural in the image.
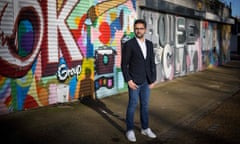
[0,0,136,114]
[201,21,220,68]
[201,21,231,68]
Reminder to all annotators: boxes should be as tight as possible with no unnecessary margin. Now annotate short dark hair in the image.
[134,19,146,28]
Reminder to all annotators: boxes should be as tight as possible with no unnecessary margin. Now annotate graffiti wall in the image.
[140,9,231,83]
[0,0,136,114]
[201,21,231,68]
[0,0,232,115]
[141,10,201,82]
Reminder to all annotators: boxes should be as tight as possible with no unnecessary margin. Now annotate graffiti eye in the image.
[18,19,34,57]
[14,6,40,58]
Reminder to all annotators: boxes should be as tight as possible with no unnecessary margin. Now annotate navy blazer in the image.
[121,37,156,85]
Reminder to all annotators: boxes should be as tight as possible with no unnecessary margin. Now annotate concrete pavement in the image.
[0,60,239,144]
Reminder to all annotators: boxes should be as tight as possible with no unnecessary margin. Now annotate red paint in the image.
[99,22,111,44]
[23,95,39,109]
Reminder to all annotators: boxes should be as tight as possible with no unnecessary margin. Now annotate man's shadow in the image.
[79,96,126,134]
[78,68,140,134]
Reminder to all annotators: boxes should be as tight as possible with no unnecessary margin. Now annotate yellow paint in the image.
[96,0,127,16]
[16,70,33,87]
[75,17,81,25]
[87,0,127,23]
[57,0,63,12]
[75,58,94,98]
[28,78,43,106]
[110,12,117,21]
[0,76,5,85]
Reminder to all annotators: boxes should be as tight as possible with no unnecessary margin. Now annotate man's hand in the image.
[128,80,138,90]
[149,81,156,89]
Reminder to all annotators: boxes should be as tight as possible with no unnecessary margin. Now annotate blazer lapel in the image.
[145,40,150,60]
[134,37,148,60]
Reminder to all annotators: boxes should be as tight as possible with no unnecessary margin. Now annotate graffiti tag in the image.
[57,64,82,81]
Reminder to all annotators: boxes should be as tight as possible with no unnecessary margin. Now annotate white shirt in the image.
[136,38,147,59]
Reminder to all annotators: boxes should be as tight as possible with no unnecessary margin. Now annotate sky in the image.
[225,0,240,17]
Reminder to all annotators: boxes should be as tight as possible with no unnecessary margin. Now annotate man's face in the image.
[134,23,146,39]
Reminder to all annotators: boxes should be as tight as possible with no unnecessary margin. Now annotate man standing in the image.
[121,19,157,142]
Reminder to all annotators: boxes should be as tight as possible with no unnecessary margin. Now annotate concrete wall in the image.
[164,0,196,9]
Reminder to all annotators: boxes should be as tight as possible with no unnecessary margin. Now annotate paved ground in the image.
[0,60,239,144]
[164,89,240,144]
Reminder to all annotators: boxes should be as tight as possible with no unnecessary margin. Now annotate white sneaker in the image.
[126,130,136,142]
[141,128,157,138]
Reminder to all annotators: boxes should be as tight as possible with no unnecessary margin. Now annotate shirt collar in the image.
[136,37,145,43]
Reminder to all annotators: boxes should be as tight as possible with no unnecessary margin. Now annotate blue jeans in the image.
[126,81,150,131]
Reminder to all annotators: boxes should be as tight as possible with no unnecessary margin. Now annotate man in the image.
[121,19,157,142]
